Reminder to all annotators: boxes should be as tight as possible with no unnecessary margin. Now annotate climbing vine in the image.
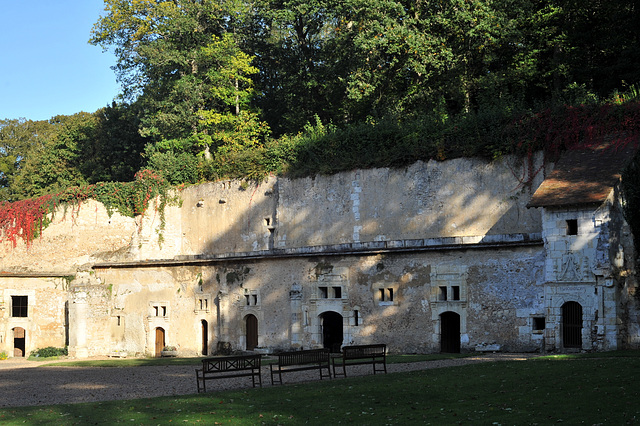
[0,169,175,247]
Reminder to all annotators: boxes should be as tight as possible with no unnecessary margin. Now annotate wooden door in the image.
[155,327,165,357]
[13,327,25,357]
[202,320,209,356]
[246,315,258,350]
[440,312,461,353]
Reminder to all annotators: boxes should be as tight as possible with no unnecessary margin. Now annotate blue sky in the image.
[0,1,120,121]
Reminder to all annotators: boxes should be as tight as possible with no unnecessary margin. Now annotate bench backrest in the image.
[342,344,386,359]
[202,354,261,372]
[277,348,330,366]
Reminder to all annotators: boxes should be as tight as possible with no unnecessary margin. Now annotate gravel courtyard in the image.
[0,353,533,408]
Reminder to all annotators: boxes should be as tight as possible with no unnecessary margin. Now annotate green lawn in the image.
[1,352,639,425]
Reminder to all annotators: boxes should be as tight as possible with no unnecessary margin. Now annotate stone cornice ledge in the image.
[93,233,543,269]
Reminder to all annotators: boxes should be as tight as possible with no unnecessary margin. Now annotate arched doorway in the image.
[562,301,583,349]
[155,327,165,357]
[245,314,258,350]
[13,327,26,357]
[440,312,461,353]
[201,320,209,355]
[321,311,343,353]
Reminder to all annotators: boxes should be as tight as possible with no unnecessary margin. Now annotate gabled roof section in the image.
[528,142,638,208]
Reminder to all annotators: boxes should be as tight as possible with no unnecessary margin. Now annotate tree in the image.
[0,119,57,201]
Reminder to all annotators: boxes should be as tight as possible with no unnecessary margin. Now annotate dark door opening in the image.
[202,320,209,355]
[155,327,165,357]
[246,314,258,350]
[440,311,461,353]
[13,327,25,357]
[562,301,583,349]
[321,311,343,353]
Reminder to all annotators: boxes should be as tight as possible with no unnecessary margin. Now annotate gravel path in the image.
[0,353,534,408]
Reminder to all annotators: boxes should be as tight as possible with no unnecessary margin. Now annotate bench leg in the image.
[196,369,205,393]
[332,359,346,378]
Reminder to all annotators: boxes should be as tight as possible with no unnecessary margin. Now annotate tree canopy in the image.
[1,0,640,201]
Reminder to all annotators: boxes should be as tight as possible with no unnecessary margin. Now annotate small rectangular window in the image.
[11,296,28,317]
[162,306,167,316]
[354,310,359,326]
[439,286,448,301]
[566,219,578,235]
[252,295,258,305]
[387,288,394,302]
[533,317,546,331]
[452,286,460,301]
[319,286,328,298]
[379,288,385,302]
[333,286,342,299]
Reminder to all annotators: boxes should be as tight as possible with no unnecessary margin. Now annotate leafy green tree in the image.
[0,119,57,201]
[10,113,95,199]
[86,102,148,183]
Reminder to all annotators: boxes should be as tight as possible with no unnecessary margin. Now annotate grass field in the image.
[1,351,639,425]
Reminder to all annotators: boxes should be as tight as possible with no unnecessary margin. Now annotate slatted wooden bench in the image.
[195,354,262,392]
[332,344,387,377]
[270,348,332,385]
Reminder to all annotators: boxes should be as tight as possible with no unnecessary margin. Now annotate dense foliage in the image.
[1,0,640,245]
[30,346,68,358]
[0,169,173,247]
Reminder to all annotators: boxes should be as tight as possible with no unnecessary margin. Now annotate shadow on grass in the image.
[38,353,476,368]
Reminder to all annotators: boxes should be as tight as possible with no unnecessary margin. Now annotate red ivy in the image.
[0,169,169,247]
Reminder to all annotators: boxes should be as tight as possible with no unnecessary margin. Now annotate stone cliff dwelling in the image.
[1,147,638,358]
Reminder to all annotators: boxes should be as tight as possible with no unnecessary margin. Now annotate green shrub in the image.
[0,351,7,360]
[31,346,68,358]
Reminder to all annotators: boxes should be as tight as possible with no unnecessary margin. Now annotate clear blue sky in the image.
[0,1,120,121]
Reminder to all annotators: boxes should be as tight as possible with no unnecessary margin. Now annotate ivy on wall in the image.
[0,169,173,247]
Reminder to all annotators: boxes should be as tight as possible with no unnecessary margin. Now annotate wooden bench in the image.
[332,344,387,377]
[195,354,262,393]
[270,348,332,385]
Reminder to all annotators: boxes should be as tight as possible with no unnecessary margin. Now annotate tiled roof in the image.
[528,142,638,208]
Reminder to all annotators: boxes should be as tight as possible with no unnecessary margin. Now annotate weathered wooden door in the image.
[13,327,25,357]
[562,302,582,349]
[202,320,209,355]
[155,327,165,357]
[440,312,461,353]
[246,315,258,350]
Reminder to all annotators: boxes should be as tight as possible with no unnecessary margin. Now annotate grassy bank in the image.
[1,353,639,425]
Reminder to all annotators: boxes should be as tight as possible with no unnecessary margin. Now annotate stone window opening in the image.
[319,286,329,298]
[438,286,461,302]
[117,316,121,326]
[244,290,259,306]
[198,298,209,310]
[333,286,342,298]
[354,309,359,326]
[318,286,342,299]
[532,316,545,332]
[376,287,396,305]
[438,286,448,301]
[566,219,578,235]
[452,286,460,301]
[11,295,28,317]
[151,304,169,317]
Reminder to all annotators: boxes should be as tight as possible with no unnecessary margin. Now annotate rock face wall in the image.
[0,153,637,357]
